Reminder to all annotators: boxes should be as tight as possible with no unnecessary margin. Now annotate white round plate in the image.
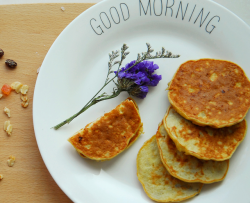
[33,0,250,202]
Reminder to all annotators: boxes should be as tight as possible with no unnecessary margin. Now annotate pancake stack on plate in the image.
[168,59,250,128]
[137,59,249,202]
[68,98,143,161]
[137,135,203,202]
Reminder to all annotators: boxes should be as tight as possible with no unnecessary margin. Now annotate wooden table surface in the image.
[0,3,94,202]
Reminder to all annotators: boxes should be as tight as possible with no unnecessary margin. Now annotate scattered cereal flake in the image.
[4,121,12,136]
[11,82,23,93]
[0,174,3,180]
[3,107,10,118]
[61,6,65,11]
[20,94,28,102]
[4,120,10,131]
[6,124,12,136]
[20,85,29,95]
[21,99,29,108]
[7,156,15,167]
[0,94,2,99]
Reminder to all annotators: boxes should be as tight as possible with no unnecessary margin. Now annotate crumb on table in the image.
[4,120,12,136]
[7,155,15,167]
[3,107,11,118]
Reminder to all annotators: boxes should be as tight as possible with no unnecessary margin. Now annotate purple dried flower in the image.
[148,74,162,86]
[115,60,162,99]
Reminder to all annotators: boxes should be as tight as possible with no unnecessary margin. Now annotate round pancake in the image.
[156,122,229,183]
[137,135,202,202]
[68,98,142,161]
[168,59,250,128]
[164,106,247,161]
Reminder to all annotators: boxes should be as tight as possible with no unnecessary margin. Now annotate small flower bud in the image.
[162,47,165,55]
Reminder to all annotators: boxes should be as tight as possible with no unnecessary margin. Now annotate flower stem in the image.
[53,89,122,130]
[53,43,180,130]
[53,57,161,130]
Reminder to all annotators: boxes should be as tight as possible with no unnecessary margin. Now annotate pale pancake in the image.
[68,98,142,161]
[168,59,250,128]
[164,106,247,161]
[77,125,143,158]
[156,122,229,183]
[137,135,202,202]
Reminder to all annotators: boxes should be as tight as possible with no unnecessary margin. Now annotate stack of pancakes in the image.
[137,59,249,202]
[69,98,143,161]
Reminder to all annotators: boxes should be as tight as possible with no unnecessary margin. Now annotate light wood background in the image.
[0,4,94,202]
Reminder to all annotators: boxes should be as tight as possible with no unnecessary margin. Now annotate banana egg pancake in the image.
[168,59,250,128]
[77,125,143,158]
[68,98,142,161]
[156,122,229,183]
[137,135,202,202]
[164,106,247,161]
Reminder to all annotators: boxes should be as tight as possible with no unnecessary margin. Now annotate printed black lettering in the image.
[189,4,196,22]
[139,0,151,16]
[153,0,163,16]
[165,0,175,17]
[205,15,220,34]
[176,1,189,20]
[194,8,210,27]
[90,18,104,35]
[100,12,111,29]
[110,7,120,24]
[120,3,130,21]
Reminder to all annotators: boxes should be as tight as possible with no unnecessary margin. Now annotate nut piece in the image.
[0,49,4,57]
[3,107,10,118]
[6,125,13,136]
[7,155,15,167]
[11,82,23,93]
[20,85,29,95]
[20,94,28,102]
[5,59,17,68]
[21,99,29,108]
[4,120,10,131]
[4,121,12,136]
[0,174,3,180]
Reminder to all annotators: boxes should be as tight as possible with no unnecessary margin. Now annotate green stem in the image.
[53,89,122,130]
[53,58,152,130]
[53,44,179,130]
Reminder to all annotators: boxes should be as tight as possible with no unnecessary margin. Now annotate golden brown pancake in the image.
[137,135,202,202]
[126,124,143,149]
[77,124,143,158]
[156,122,229,183]
[164,106,247,161]
[68,98,142,161]
[168,59,250,128]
